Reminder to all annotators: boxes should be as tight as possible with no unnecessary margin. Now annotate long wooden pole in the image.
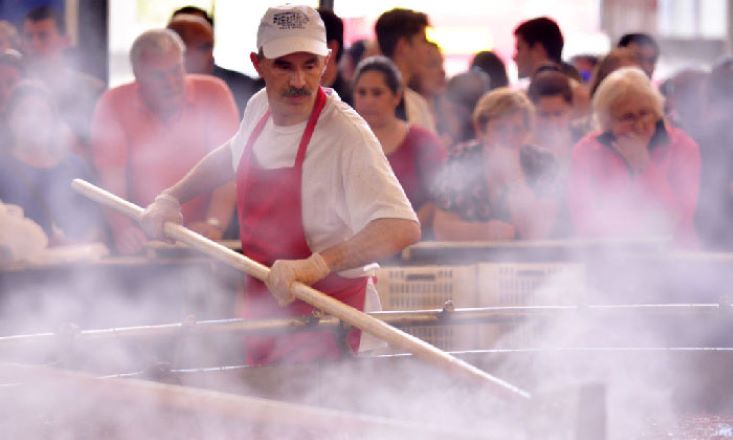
[0,362,481,439]
[72,179,531,401]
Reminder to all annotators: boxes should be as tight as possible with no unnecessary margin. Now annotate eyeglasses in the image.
[612,108,655,126]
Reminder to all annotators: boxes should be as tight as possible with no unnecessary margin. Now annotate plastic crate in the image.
[475,263,586,349]
[374,265,477,311]
[373,265,478,352]
[476,262,585,306]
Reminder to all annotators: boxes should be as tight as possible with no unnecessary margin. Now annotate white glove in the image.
[266,253,331,306]
[140,193,183,240]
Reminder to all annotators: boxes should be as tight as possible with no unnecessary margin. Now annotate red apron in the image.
[235,87,367,365]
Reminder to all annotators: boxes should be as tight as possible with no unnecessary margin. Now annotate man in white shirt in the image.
[141,4,420,365]
[374,8,437,133]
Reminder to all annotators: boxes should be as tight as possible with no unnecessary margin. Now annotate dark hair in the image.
[171,6,214,28]
[317,8,344,62]
[514,17,564,63]
[588,47,638,97]
[374,8,429,58]
[347,39,368,66]
[470,51,509,89]
[445,70,492,143]
[528,70,573,104]
[352,55,403,95]
[25,6,65,35]
[618,32,658,55]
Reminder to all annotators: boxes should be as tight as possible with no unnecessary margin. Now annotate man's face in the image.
[513,35,534,78]
[22,18,67,62]
[418,44,446,96]
[627,42,658,78]
[134,48,186,117]
[405,27,430,75]
[253,51,327,124]
[535,95,572,133]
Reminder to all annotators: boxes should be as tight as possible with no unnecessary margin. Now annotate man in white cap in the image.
[141,4,420,365]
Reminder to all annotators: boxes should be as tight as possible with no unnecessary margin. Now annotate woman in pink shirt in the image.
[569,67,700,245]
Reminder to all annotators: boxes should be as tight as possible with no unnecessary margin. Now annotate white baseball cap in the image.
[256,5,329,59]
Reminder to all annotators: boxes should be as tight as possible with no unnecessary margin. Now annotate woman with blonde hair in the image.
[569,67,700,244]
[432,88,558,241]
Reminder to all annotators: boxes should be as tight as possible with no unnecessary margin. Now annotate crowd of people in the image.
[1,4,732,254]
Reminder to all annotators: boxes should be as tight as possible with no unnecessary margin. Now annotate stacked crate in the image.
[475,263,586,349]
[374,265,478,351]
[374,262,586,352]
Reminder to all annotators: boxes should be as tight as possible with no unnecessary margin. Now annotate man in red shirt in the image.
[91,29,239,254]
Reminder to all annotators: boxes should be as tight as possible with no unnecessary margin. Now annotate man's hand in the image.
[613,133,651,173]
[265,253,331,306]
[140,193,183,241]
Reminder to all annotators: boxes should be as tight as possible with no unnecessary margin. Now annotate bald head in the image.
[167,14,214,74]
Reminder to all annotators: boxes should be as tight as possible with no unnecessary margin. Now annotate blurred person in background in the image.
[660,68,708,143]
[470,50,509,90]
[438,69,491,149]
[432,88,558,241]
[696,58,733,249]
[22,6,105,158]
[513,16,564,79]
[513,17,590,121]
[168,8,262,117]
[588,48,640,98]
[569,67,700,245]
[353,56,446,237]
[317,8,352,106]
[338,39,367,86]
[0,20,19,52]
[527,69,579,237]
[528,69,582,162]
[90,29,239,255]
[0,81,102,245]
[410,41,447,123]
[0,49,24,115]
[375,8,437,133]
[338,39,381,86]
[617,32,659,79]
[570,54,598,84]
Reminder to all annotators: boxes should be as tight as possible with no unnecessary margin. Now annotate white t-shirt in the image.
[404,87,437,134]
[229,88,417,351]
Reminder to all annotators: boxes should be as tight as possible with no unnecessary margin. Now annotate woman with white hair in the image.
[569,67,700,244]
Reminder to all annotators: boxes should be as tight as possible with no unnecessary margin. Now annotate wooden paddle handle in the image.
[71,179,530,401]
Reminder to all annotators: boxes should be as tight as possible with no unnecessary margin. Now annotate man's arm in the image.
[163,141,235,202]
[320,218,420,272]
[141,142,235,240]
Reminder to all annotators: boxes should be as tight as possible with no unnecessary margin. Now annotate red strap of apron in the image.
[243,87,328,163]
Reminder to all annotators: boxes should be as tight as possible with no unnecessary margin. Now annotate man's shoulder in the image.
[321,91,374,141]
[187,74,230,93]
[102,81,138,103]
